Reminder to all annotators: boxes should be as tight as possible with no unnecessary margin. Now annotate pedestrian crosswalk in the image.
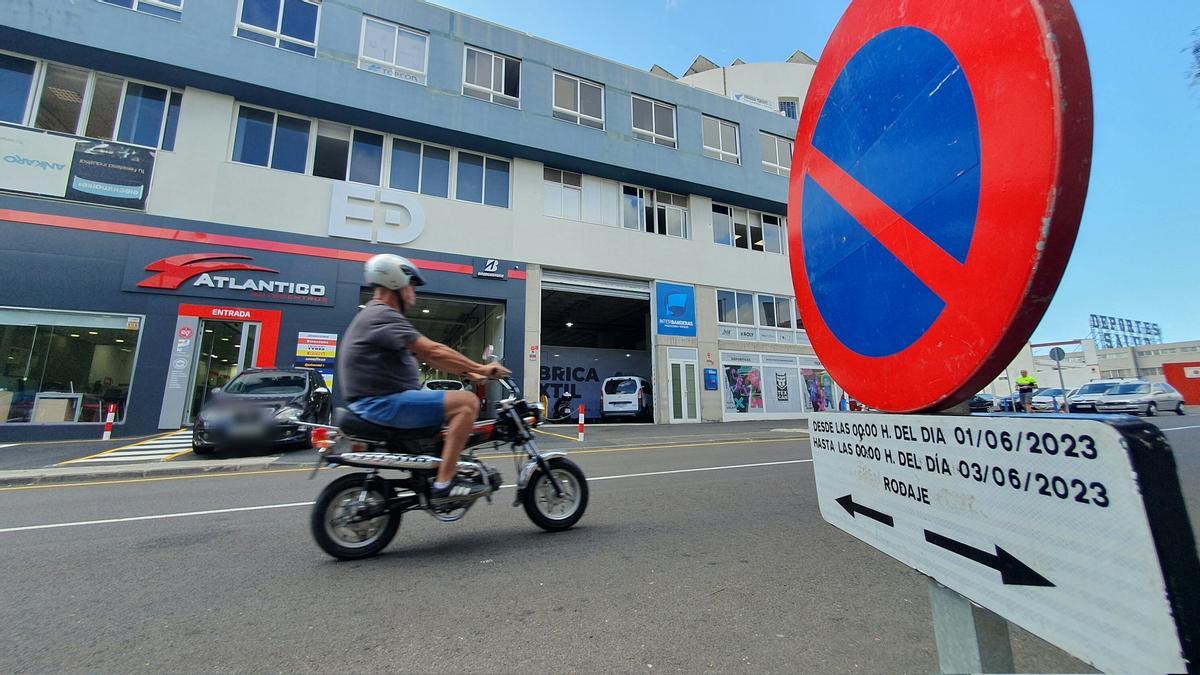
[60,429,193,465]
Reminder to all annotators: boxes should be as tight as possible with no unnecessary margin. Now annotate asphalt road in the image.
[0,417,1196,673]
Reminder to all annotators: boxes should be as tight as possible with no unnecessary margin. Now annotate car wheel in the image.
[1146,402,1157,417]
[1176,402,1186,416]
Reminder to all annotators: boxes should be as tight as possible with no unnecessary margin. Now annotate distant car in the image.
[421,379,465,391]
[968,395,995,412]
[1094,381,1185,416]
[192,368,331,455]
[995,392,1022,412]
[1066,379,1125,413]
[601,375,653,420]
[1029,387,1066,412]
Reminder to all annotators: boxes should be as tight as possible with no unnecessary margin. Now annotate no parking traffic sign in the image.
[788,0,1093,413]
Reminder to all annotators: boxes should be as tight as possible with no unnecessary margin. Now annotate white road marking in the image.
[59,429,193,465]
[1161,425,1200,432]
[0,459,813,534]
[0,443,17,449]
[68,455,181,463]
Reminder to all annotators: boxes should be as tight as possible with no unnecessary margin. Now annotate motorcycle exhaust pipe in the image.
[337,452,482,473]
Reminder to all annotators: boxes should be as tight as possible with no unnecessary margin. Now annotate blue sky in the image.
[435,0,1200,344]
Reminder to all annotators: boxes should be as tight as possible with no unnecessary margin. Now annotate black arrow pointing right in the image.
[924,529,1054,587]
[835,495,894,527]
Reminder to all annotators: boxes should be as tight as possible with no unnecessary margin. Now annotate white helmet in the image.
[364,254,426,290]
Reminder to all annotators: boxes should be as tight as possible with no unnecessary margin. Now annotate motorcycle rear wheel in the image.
[311,473,400,560]
[523,457,588,531]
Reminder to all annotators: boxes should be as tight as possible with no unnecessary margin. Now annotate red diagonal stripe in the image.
[805,146,965,303]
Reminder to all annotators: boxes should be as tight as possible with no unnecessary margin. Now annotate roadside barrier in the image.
[101,404,117,440]
[577,404,585,442]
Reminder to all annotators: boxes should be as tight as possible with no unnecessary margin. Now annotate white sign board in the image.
[810,412,1191,673]
[0,125,74,196]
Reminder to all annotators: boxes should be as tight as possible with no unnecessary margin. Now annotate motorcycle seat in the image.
[334,407,441,443]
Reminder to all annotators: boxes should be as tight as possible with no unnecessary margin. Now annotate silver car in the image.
[1094,381,1185,416]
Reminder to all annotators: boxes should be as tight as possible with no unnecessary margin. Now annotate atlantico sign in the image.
[124,248,338,307]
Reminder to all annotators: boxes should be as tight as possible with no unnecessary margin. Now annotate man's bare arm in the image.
[409,336,508,379]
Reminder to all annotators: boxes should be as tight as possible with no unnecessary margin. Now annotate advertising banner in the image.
[722,365,763,413]
[539,346,651,418]
[763,366,804,414]
[294,332,337,388]
[655,282,696,337]
[0,124,155,209]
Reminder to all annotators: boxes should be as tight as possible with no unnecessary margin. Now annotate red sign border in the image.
[787,0,1093,412]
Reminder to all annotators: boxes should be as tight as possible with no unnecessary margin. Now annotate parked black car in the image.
[968,395,995,413]
[192,368,331,455]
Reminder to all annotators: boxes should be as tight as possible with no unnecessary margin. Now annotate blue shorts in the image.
[349,389,446,429]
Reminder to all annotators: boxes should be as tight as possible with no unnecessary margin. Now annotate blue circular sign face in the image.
[802,27,981,358]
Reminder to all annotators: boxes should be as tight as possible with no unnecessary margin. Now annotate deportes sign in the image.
[788,0,1093,413]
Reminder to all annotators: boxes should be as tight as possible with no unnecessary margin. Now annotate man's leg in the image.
[436,390,480,484]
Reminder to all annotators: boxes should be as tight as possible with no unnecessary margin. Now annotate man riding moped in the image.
[338,254,510,503]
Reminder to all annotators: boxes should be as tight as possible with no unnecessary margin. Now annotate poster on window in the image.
[294,332,337,389]
[723,365,763,413]
[801,368,836,412]
[0,124,154,209]
[762,367,804,414]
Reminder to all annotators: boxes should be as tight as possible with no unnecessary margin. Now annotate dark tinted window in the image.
[225,372,307,395]
[604,379,639,395]
[0,53,36,124]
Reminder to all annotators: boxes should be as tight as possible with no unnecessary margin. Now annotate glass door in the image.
[185,320,260,423]
[669,360,699,423]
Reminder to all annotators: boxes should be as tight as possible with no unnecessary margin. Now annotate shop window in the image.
[98,0,183,20]
[359,16,428,85]
[0,53,37,124]
[0,308,142,424]
[456,152,510,208]
[632,95,676,148]
[702,115,740,164]
[553,72,604,129]
[761,132,793,177]
[231,105,310,173]
[29,62,181,148]
[236,0,320,56]
[543,168,583,220]
[463,46,520,108]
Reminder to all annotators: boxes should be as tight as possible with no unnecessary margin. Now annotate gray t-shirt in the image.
[338,300,422,399]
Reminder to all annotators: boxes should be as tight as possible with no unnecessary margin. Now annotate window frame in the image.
[631,94,677,148]
[357,15,429,85]
[701,115,740,164]
[462,45,521,109]
[711,201,787,255]
[761,131,793,176]
[454,150,512,208]
[97,0,183,20]
[25,60,182,150]
[552,71,605,130]
[0,50,42,127]
[716,290,802,341]
[542,167,583,220]
[228,103,314,173]
[387,136,453,198]
[234,0,322,57]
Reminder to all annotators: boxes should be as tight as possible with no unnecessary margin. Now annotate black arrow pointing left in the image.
[924,529,1054,587]
[835,495,894,527]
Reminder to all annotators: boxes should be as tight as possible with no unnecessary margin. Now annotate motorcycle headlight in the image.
[274,406,303,421]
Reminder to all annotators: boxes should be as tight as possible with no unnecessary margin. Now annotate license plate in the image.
[229,423,262,438]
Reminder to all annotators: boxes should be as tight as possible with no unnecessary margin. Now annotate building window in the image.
[631,95,676,148]
[98,0,182,20]
[312,121,351,180]
[0,308,143,424]
[761,132,793,176]
[702,115,740,164]
[552,72,604,129]
[758,295,800,330]
[456,152,510,208]
[358,16,428,85]
[622,187,688,238]
[717,290,755,326]
[712,203,785,254]
[236,0,320,56]
[543,168,582,219]
[231,105,310,173]
[778,97,798,120]
[0,53,37,125]
[29,63,181,149]
[388,138,450,197]
[463,46,520,108]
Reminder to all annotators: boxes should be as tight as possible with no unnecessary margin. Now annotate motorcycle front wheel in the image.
[523,457,589,531]
[311,473,400,560]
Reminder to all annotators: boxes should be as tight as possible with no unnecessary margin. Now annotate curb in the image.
[0,457,283,488]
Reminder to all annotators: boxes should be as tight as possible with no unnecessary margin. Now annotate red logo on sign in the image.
[178,327,193,339]
[138,253,278,290]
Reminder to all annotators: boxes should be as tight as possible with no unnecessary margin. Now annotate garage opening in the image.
[540,271,652,422]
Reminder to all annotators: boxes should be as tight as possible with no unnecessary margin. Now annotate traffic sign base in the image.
[928,578,1014,674]
[811,412,1200,673]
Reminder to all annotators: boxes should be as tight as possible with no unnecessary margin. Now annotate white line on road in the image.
[0,459,813,534]
[1161,425,1200,432]
[0,444,17,449]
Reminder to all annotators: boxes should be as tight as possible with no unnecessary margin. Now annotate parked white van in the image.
[601,376,653,421]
